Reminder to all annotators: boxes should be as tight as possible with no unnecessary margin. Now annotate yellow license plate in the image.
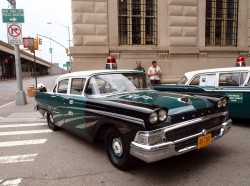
[198,133,212,149]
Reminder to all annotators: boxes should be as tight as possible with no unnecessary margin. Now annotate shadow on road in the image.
[231,118,250,127]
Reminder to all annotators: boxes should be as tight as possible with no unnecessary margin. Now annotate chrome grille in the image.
[165,116,224,142]
[175,128,221,151]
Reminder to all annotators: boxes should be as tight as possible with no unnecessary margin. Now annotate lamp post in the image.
[48,32,52,64]
[47,22,72,72]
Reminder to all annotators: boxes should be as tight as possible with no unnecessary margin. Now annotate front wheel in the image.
[47,112,58,131]
[104,128,137,170]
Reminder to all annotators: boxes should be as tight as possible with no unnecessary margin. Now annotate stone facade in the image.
[71,0,250,83]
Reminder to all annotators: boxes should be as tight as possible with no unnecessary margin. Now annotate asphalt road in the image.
[0,75,60,107]
[0,75,249,186]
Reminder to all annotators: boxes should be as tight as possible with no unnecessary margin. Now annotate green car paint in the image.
[154,85,250,119]
[63,95,88,137]
[107,90,214,115]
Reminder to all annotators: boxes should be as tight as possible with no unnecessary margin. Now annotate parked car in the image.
[154,66,250,119]
[35,70,232,170]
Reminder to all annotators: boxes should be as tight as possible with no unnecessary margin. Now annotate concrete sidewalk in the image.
[0,96,46,123]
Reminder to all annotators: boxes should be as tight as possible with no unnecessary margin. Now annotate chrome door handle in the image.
[63,97,69,104]
[216,87,224,90]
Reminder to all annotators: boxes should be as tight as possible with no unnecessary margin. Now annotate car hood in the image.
[106,90,213,115]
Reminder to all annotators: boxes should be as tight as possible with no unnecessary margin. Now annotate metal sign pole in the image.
[8,0,27,105]
[33,50,37,89]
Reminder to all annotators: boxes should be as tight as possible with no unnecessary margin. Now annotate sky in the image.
[0,0,72,68]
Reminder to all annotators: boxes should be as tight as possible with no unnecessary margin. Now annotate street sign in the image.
[2,9,24,23]
[7,23,23,45]
[63,62,70,67]
[49,48,53,53]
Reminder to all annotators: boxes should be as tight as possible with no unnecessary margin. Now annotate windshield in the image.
[85,73,152,95]
[177,76,188,85]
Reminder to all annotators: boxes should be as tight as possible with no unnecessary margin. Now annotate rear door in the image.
[50,78,69,127]
[214,71,250,118]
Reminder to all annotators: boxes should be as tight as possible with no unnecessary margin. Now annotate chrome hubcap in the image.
[49,114,54,123]
[112,138,123,157]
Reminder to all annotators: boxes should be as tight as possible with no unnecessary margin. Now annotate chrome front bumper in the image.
[130,115,232,163]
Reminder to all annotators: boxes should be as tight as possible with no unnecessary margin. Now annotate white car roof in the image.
[56,69,143,81]
[184,66,250,79]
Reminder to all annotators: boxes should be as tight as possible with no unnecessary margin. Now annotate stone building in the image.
[70,0,249,83]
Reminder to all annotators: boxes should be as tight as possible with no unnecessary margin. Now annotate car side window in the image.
[70,78,86,95]
[52,84,57,93]
[189,75,200,86]
[85,78,97,95]
[58,79,69,94]
[190,74,216,87]
[240,72,248,86]
[247,77,250,86]
[219,72,247,86]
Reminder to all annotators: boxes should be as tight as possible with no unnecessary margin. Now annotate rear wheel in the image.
[47,112,58,131]
[104,128,137,170]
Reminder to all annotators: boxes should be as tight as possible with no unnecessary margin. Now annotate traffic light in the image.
[33,37,39,50]
[39,38,42,45]
[23,37,40,52]
[23,38,34,48]
[65,48,69,55]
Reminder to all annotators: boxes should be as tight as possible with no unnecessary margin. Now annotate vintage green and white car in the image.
[154,66,250,119]
[35,70,232,170]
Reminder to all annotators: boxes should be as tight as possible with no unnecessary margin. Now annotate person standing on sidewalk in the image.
[148,60,161,85]
[134,61,145,72]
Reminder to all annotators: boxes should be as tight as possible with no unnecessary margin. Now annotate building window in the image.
[205,0,238,46]
[118,0,157,45]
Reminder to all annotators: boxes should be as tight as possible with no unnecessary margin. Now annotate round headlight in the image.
[159,109,167,121]
[222,98,227,107]
[149,112,158,124]
[217,100,223,108]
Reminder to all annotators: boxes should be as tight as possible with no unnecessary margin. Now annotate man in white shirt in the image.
[148,61,161,85]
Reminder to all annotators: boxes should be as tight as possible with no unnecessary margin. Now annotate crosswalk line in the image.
[0,154,37,164]
[0,139,47,147]
[0,123,47,128]
[0,129,52,136]
[0,178,22,186]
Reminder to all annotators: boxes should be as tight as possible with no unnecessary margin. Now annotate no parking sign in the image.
[7,23,23,45]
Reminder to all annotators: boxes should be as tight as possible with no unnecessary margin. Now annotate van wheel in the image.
[104,128,137,171]
[47,112,58,131]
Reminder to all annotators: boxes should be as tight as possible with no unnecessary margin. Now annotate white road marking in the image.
[0,154,37,164]
[0,129,52,136]
[0,101,15,109]
[0,139,47,147]
[0,178,22,186]
[0,123,47,128]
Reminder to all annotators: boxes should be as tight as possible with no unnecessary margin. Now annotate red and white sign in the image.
[7,23,23,45]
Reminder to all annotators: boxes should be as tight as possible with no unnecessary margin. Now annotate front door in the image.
[63,78,88,137]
